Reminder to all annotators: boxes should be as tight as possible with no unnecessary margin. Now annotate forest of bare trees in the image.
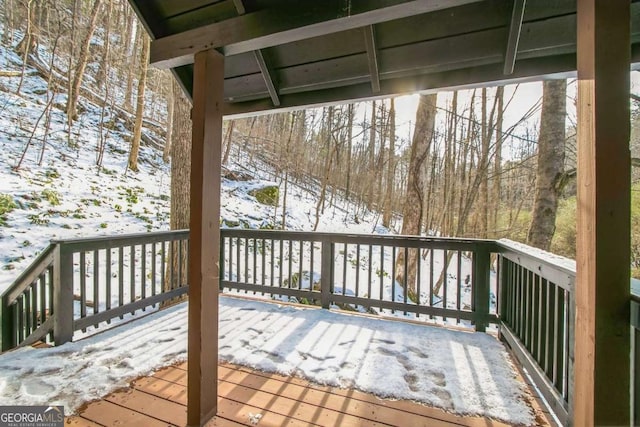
[4,0,640,276]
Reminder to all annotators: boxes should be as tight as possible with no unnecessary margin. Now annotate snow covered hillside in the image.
[0,42,385,295]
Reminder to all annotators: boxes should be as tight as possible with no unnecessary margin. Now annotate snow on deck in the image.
[0,296,535,425]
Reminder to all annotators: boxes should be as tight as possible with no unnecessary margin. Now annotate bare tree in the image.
[128,31,150,172]
[66,0,103,123]
[527,79,567,250]
[395,94,437,301]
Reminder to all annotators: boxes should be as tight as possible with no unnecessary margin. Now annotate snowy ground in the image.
[0,296,535,425]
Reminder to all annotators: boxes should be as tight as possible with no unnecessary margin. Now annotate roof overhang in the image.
[129,0,640,118]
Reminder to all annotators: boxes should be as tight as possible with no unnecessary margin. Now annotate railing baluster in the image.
[342,243,347,297]
[269,239,275,287]
[429,249,434,317]
[141,244,146,309]
[31,284,37,333]
[130,245,136,314]
[246,238,250,286]
[379,246,384,304]
[288,240,293,292]
[456,250,462,324]
[24,289,32,336]
[93,250,100,322]
[239,238,244,287]
[261,238,266,288]
[391,246,396,313]
[403,247,408,314]
[80,252,86,323]
[443,250,448,322]
[106,248,112,320]
[256,238,260,286]
[367,245,372,301]
[118,247,124,319]
[310,241,315,295]
[16,298,23,344]
[169,241,176,292]
[355,244,361,298]
[160,241,166,296]
[39,273,46,327]
[278,239,284,288]
[178,240,184,289]
[151,243,156,300]
[416,248,421,317]
[298,240,303,290]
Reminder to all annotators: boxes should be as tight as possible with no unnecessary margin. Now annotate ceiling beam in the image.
[231,0,279,107]
[231,0,245,15]
[254,50,281,106]
[363,25,381,93]
[503,0,526,74]
[150,0,483,69]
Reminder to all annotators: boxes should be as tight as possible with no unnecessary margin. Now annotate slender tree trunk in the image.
[163,80,175,163]
[492,86,505,236]
[314,107,335,230]
[66,0,102,123]
[128,33,150,172]
[222,120,235,164]
[367,101,376,209]
[382,98,396,227]
[527,79,567,250]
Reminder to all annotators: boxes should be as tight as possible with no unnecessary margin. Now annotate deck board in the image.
[67,362,546,426]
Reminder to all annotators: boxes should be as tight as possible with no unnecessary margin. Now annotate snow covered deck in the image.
[0,296,550,426]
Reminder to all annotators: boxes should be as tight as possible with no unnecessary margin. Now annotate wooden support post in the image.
[187,49,224,427]
[53,243,73,346]
[575,2,630,426]
[473,247,491,332]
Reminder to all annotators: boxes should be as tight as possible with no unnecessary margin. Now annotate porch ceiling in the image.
[129,0,640,118]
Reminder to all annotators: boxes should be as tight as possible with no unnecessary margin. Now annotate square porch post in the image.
[575,1,630,426]
[188,49,224,426]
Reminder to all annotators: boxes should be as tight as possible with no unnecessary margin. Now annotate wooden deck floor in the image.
[66,362,545,427]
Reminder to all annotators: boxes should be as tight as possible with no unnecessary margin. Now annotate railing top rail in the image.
[52,229,190,252]
[2,244,56,304]
[497,239,576,290]
[221,228,499,248]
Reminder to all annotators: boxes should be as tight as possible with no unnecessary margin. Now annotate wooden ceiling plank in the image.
[150,0,483,69]
[503,0,526,75]
[222,53,580,118]
[254,50,281,106]
[363,25,381,93]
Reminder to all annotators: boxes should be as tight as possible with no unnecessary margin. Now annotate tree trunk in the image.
[163,79,192,305]
[395,94,437,301]
[382,98,396,228]
[163,80,175,163]
[222,120,235,164]
[128,33,150,172]
[66,0,103,123]
[527,79,567,250]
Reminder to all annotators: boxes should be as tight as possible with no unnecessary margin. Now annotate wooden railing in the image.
[1,230,189,350]
[496,240,576,427]
[7,229,640,426]
[220,229,498,331]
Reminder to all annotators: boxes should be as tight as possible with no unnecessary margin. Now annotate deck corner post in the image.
[321,240,333,309]
[575,1,631,426]
[187,48,224,427]
[53,243,74,346]
[473,246,491,332]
